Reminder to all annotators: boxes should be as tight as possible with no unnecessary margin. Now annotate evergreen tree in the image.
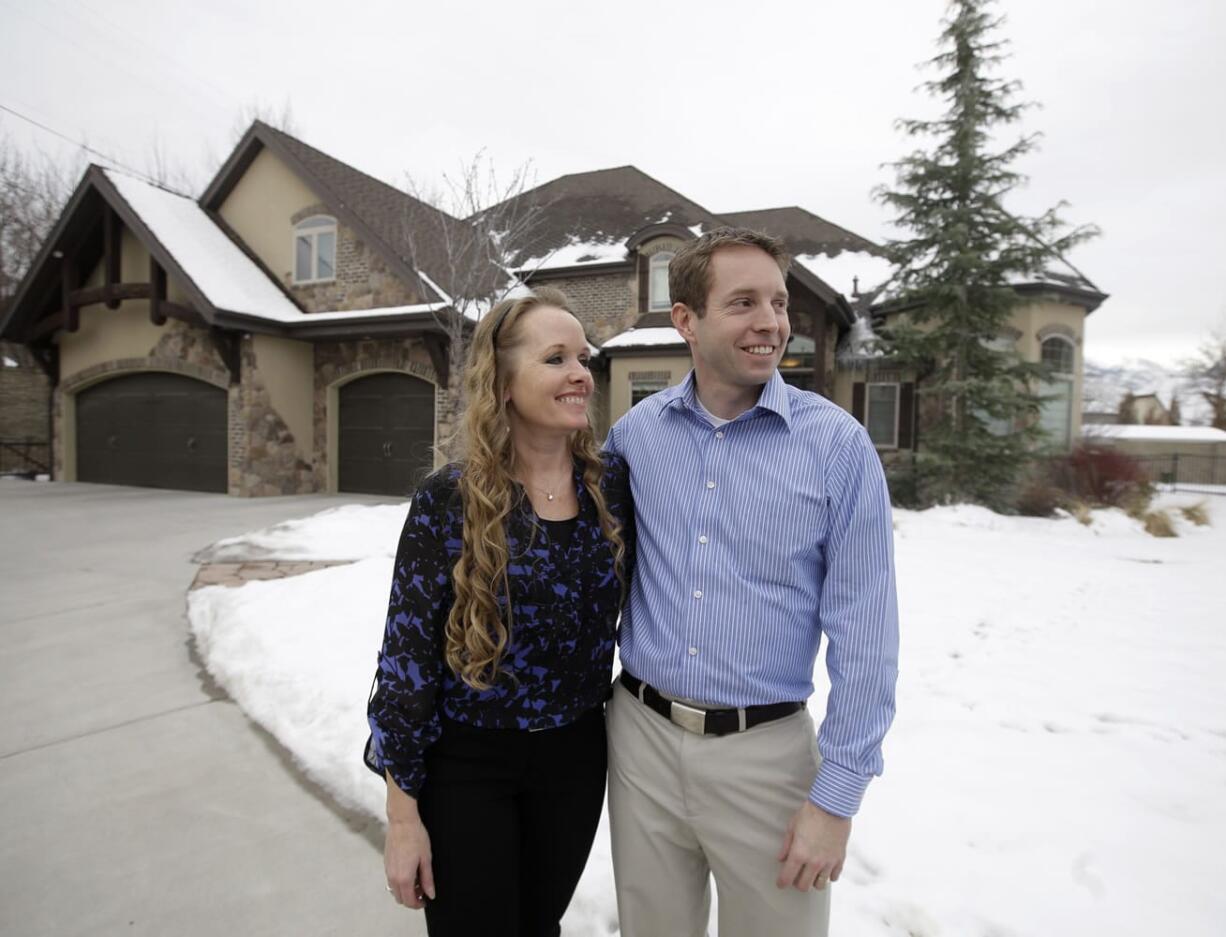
[1167,395,1181,426]
[875,0,1097,508]
[1117,392,1137,425]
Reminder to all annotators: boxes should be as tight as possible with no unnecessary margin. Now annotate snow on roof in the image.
[521,236,628,271]
[795,250,894,299]
[103,169,304,323]
[1082,425,1226,444]
[600,326,687,350]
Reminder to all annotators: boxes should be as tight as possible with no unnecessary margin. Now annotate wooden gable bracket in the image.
[209,328,241,385]
[149,257,167,326]
[29,343,59,383]
[420,332,450,388]
[61,255,79,334]
[103,204,123,309]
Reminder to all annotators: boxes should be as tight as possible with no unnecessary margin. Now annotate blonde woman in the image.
[364,288,631,937]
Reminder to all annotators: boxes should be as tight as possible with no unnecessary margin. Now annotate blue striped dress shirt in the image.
[605,370,899,818]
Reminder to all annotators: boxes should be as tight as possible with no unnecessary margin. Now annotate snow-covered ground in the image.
[187,494,1226,936]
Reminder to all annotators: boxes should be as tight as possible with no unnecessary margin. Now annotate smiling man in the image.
[604,228,899,937]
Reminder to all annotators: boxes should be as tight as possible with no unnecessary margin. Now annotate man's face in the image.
[672,245,790,402]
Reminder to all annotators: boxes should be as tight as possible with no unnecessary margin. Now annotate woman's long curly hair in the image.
[446,287,625,690]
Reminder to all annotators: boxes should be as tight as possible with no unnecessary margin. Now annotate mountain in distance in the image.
[1082,357,1211,425]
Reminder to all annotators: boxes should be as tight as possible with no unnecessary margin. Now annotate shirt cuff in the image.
[808,760,871,818]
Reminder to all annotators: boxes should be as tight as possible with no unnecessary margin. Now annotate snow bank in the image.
[188,496,1226,936]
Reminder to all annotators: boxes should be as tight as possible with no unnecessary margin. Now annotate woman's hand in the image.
[384,775,436,909]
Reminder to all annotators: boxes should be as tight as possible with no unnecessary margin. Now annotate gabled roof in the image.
[0,165,456,343]
[720,206,879,257]
[202,122,503,302]
[494,166,861,326]
[495,166,728,271]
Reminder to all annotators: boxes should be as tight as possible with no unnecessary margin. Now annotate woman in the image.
[364,287,631,937]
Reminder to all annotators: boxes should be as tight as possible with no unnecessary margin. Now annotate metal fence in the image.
[0,438,51,476]
[1127,454,1226,490]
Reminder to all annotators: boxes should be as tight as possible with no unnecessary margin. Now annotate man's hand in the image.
[775,801,851,891]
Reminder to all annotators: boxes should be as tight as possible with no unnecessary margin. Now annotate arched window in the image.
[648,252,674,311]
[1038,336,1075,449]
[293,215,337,284]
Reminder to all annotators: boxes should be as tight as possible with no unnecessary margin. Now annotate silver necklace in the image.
[524,468,570,502]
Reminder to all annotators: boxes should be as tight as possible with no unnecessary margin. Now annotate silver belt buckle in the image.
[669,700,707,734]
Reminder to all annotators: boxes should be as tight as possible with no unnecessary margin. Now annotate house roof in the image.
[1082,425,1226,444]
[0,165,457,343]
[202,122,503,303]
[495,165,729,272]
[496,166,862,327]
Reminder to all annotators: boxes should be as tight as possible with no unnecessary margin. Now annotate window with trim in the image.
[866,383,899,448]
[630,374,670,406]
[779,335,816,389]
[293,215,337,284]
[648,252,674,311]
[1038,335,1075,449]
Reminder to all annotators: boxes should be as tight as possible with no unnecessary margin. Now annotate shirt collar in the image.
[665,369,793,429]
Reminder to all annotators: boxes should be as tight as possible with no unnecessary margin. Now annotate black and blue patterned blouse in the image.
[364,454,633,798]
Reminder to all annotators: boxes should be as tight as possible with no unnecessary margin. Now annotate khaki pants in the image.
[607,682,831,937]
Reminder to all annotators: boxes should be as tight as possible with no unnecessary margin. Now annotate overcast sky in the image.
[2,0,1222,367]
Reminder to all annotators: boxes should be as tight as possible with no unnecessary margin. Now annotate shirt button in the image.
[693,589,703,599]
[715,431,725,439]
[706,480,716,489]
[698,535,708,544]
[688,646,699,656]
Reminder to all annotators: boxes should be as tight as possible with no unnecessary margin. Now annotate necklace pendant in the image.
[546,492,555,501]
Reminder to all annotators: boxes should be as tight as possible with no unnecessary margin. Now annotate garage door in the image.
[76,373,227,493]
[338,373,434,496]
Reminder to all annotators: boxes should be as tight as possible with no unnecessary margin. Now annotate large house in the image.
[0,122,1106,496]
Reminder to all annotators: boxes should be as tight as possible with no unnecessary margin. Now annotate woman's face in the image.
[503,305,594,438]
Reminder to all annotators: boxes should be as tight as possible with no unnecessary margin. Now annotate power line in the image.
[0,102,175,191]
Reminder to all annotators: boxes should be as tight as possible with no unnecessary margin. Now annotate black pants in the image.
[417,705,607,937]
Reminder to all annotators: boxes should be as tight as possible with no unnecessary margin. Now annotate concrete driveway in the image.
[0,480,426,937]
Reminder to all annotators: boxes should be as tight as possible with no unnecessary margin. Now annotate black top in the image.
[364,454,633,797]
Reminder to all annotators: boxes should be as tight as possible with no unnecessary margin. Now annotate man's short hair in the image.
[668,227,791,317]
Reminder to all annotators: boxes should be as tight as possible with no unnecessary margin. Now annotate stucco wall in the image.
[606,352,693,426]
[251,334,314,460]
[217,147,319,282]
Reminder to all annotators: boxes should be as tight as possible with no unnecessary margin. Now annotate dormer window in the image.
[293,215,337,284]
[648,252,674,311]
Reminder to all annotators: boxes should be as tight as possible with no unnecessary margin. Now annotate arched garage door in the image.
[338,373,434,496]
[76,372,227,493]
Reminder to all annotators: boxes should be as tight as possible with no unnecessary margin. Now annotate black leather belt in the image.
[618,672,803,736]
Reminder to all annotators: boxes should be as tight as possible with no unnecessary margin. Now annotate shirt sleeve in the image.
[809,424,900,817]
[365,472,454,798]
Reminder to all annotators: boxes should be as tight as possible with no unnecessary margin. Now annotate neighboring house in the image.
[1081,424,1226,485]
[1118,392,1174,426]
[861,264,1108,456]
[0,122,1107,496]
[0,122,494,496]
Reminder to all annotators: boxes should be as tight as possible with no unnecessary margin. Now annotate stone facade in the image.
[287,206,424,313]
[0,340,53,473]
[231,336,315,497]
[536,270,636,344]
[312,338,455,491]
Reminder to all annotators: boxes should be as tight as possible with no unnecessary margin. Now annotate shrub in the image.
[1045,445,1153,510]
[1015,483,1064,517]
[1180,502,1210,526]
[1143,510,1177,538]
[1069,501,1093,526]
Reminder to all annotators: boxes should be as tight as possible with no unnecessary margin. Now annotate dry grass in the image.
[1179,502,1211,526]
[1143,510,1177,538]
[1069,501,1094,527]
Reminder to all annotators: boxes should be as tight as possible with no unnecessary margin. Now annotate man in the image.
[604,228,899,936]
